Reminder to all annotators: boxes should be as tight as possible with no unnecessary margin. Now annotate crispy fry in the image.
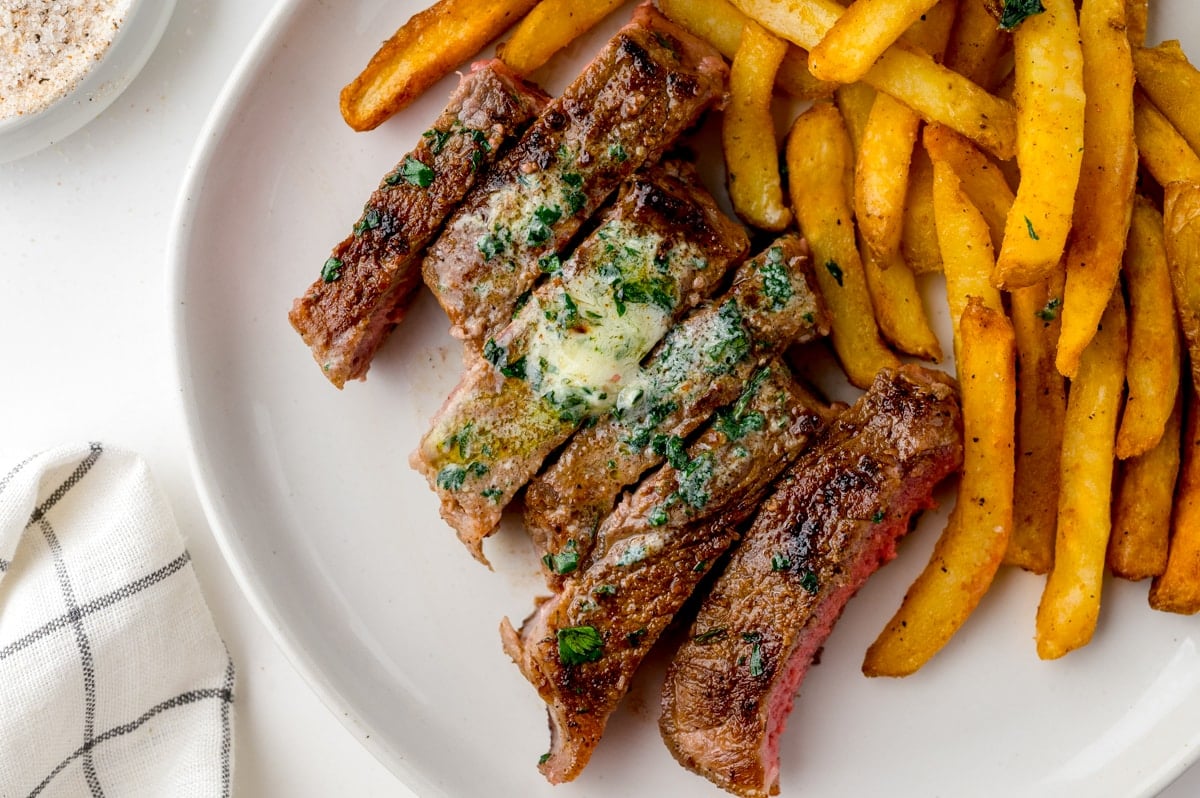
[656,0,836,99]
[929,151,1003,361]
[808,0,941,84]
[1035,287,1127,660]
[1054,0,1137,379]
[902,0,959,57]
[856,93,921,259]
[945,0,1008,89]
[1166,181,1200,395]
[731,0,1017,159]
[1150,388,1200,614]
[339,0,540,131]
[1134,92,1200,187]
[1110,394,1182,581]
[1004,277,1067,573]
[725,19,792,231]
[861,238,944,361]
[923,124,1013,250]
[1117,198,1182,458]
[1125,0,1148,47]
[1133,41,1200,157]
[862,298,1015,677]
[900,146,943,274]
[786,103,900,388]
[497,0,625,75]
[992,0,1086,290]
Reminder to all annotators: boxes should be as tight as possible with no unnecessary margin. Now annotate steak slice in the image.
[412,162,748,562]
[289,60,549,388]
[500,363,826,784]
[421,3,729,343]
[524,235,830,585]
[659,365,963,798]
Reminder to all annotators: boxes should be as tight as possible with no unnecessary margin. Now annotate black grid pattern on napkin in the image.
[3,443,235,798]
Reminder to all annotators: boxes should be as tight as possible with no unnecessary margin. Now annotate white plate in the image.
[169,2,1200,796]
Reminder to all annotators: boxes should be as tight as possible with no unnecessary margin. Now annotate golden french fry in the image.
[731,0,1017,159]
[945,0,1008,89]
[340,0,540,131]
[1134,92,1200,187]
[992,0,1085,290]
[497,0,625,75]
[1150,389,1200,614]
[1035,286,1128,660]
[786,103,900,388]
[1110,394,1182,581]
[1004,279,1067,573]
[724,19,792,231]
[929,151,1003,361]
[902,0,959,57]
[656,0,836,99]
[923,124,1013,251]
[900,146,943,274]
[1125,0,1148,47]
[856,93,921,259]
[861,237,944,361]
[1116,198,1182,458]
[1133,41,1200,157]
[863,298,1015,677]
[1054,0,1137,379]
[808,0,941,84]
[1166,181,1200,395]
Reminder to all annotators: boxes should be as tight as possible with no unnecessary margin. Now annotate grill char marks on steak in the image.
[500,364,826,785]
[411,162,748,563]
[524,235,830,586]
[659,366,963,798]
[421,3,729,344]
[288,60,549,388]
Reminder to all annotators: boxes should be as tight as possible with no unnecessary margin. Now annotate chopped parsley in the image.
[627,627,648,648]
[998,0,1046,31]
[609,143,628,162]
[542,540,580,575]
[320,257,343,283]
[770,552,792,571]
[557,625,603,665]
[693,627,727,644]
[478,233,505,261]
[353,207,382,236]
[1036,297,1062,322]
[707,301,751,374]
[612,277,675,316]
[387,156,434,188]
[676,451,715,509]
[483,339,526,380]
[825,259,844,287]
[748,639,765,677]
[538,253,562,275]
[651,434,690,470]
[871,509,885,523]
[714,367,770,441]
[646,505,669,527]
[760,246,794,310]
[800,569,819,593]
[617,543,648,566]
[481,487,503,502]
[435,461,488,491]
[593,584,617,597]
[422,128,452,154]
[527,205,563,245]
[1024,215,1040,240]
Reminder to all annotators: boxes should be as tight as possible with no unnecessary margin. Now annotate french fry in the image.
[923,124,1014,250]
[945,0,1008,89]
[497,0,625,75]
[724,19,792,231]
[863,298,1016,677]
[992,0,1086,290]
[900,146,943,274]
[1035,286,1128,660]
[731,0,1018,159]
[1005,278,1067,573]
[929,151,1003,361]
[1116,197,1182,458]
[808,0,942,84]
[1134,92,1200,187]
[902,0,959,58]
[786,103,901,388]
[339,0,540,131]
[856,93,921,259]
[1054,0,1137,379]
[1166,181,1200,395]
[1125,0,1148,47]
[1109,394,1182,581]
[861,237,944,361]
[1133,41,1200,157]
[656,0,836,99]
[1149,388,1200,614]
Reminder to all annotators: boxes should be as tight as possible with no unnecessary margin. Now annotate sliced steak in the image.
[659,365,963,798]
[501,363,825,784]
[412,162,748,562]
[524,235,830,585]
[289,60,549,388]
[421,3,729,343]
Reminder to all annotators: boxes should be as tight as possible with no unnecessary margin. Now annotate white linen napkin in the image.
[0,443,235,797]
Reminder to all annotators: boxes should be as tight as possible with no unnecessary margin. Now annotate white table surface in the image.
[1,2,1197,796]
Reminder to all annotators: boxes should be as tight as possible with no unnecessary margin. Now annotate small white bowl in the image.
[0,0,177,164]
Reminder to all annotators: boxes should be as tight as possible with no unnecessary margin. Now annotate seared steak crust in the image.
[412,162,747,562]
[659,366,963,798]
[524,235,830,584]
[501,364,825,784]
[421,4,729,343]
[289,60,549,387]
